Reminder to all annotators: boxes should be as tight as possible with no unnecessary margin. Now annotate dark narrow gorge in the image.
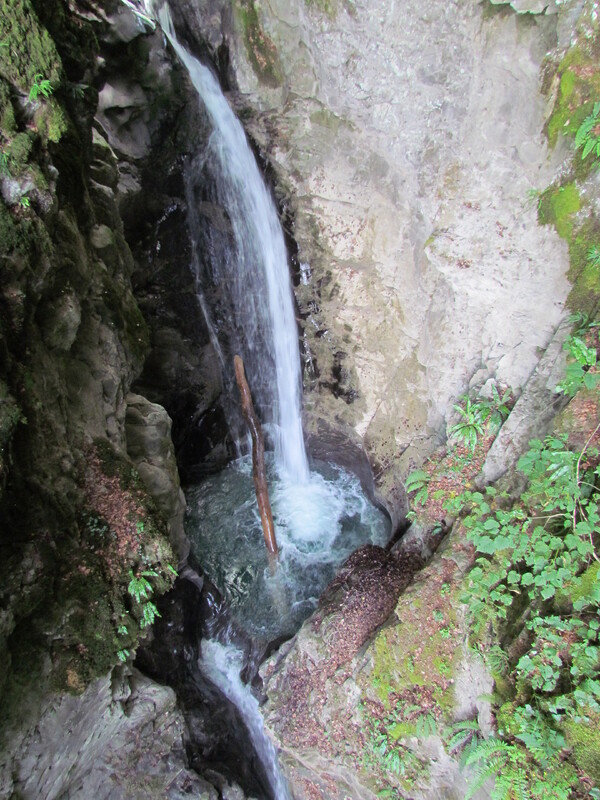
[1,1,600,798]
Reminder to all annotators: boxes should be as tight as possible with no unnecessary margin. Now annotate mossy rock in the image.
[236,1,284,87]
[538,183,581,240]
[0,78,17,135]
[369,587,460,718]
[564,712,600,782]
[547,76,597,149]
[554,385,600,449]
[304,0,339,18]
[0,0,62,93]
[495,700,520,737]
[37,97,67,143]
[545,11,600,148]
[98,272,150,366]
[566,219,600,314]
[0,202,34,258]
[556,561,600,612]
[7,131,33,168]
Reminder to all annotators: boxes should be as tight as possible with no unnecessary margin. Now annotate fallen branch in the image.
[234,355,278,558]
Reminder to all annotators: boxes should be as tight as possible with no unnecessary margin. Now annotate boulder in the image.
[125,393,188,563]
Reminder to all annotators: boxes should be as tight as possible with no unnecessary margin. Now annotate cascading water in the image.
[146,5,392,798]
[155,2,309,484]
[200,640,292,800]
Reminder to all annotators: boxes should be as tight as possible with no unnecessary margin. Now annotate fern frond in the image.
[447,719,480,751]
[463,737,512,769]
[465,758,502,800]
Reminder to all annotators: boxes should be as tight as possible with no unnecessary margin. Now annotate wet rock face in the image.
[5,667,215,800]
[135,573,272,800]
[0,2,235,796]
[125,392,189,561]
[175,0,574,504]
[92,1,229,477]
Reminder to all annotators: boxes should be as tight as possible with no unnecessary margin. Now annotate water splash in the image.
[186,456,390,641]
[153,2,309,484]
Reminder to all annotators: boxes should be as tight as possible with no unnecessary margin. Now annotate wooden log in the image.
[233,355,278,558]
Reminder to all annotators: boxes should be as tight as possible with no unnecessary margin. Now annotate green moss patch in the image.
[304,0,339,18]
[564,712,600,782]
[565,219,600,314]
[0,0,62,93]
[236,1,283,87]
[545,8,600,150]
[369,577,461,723]
[538,183,581,240]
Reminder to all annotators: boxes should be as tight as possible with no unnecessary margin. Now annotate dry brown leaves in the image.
[82,448,145,579]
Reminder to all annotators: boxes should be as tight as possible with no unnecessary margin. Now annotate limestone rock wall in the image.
[187,0,575,507]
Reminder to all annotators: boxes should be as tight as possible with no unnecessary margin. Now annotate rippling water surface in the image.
[185,455,390,641]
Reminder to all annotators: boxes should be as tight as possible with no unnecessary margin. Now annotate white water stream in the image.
[154,2,309,485]
[146,6,391,797]
[200,640,292,800]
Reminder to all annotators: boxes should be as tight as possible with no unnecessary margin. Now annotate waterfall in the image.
[154,2,309,484]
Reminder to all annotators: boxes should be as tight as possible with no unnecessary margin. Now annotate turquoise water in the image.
[185,455,390,641]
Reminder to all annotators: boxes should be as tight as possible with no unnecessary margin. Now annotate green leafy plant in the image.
[556,333,599,395]
[0,150,10,176]
[127,569,156,603]
[405,469,430,506]
[448,396,485,451]
[443,415,600,797]
[117,649,129,663]
[18,194,30,209]
[569,311,600,337]
[437,660,452,677]
[363,705,428,788]
[452,431,599,619]
[484,645,509,677]
[575,101,600,168]
[127,568,161,628]
[28,74,53,102]
[69,83,86,100]
[463,736,573,800]
[588,245,600,271]
[415,713,438,738]
[444,718,481,755]
[141,601,160,628]
[476,384,512,429]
